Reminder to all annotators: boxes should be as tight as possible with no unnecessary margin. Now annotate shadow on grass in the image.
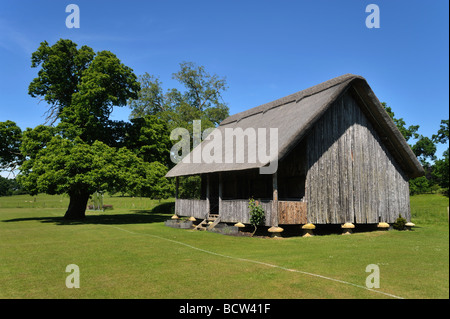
[2,202,175,226]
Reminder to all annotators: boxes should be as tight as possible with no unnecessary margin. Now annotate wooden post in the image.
[272,172,279,226]
[206,174,210,214]
[175,176,179,215]
[218,173,223,216]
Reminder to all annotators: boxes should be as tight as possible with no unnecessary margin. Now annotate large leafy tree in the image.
[432,119,449,145]
[383,102,438,193]
[383,103,449,195]
[18,135,171,218]
[124,115,172,166]
[383,102,437,165]
[382,102,420,142]
[432,119,449,193]
[29,39,140,143]
[19,39,172,219]
[128,62,229,132]
[128,62,230,198]
[28,40,95,124]
[411,136,437,166]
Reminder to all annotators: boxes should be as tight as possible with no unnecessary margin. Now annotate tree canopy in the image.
[432,119,449,193]
[128,62,230,132]
[0,120,23,173]
[127,62,231,198]
[383,102,448,195]
[382,102,420,142]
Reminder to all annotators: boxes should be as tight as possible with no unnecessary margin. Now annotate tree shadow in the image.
[2,202,175,226]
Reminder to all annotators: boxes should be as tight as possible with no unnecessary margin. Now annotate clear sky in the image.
[0,1,448,158]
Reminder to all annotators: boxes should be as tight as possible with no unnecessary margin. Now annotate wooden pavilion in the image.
[166,74,424,230]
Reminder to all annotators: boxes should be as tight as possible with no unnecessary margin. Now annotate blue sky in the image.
[0,0,448,158]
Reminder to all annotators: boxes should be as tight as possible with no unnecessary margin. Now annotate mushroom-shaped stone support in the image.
[405,222,415,231]
[234,222,245,228]
[302,223,316,237]
[188,216,196,222]
[171,214,179,220]
[341,223,355,235]
[268,226,284,238]
[377,222,390,231]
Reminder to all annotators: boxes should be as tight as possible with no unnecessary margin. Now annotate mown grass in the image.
[0,194,448,299]
[410,194,449,225]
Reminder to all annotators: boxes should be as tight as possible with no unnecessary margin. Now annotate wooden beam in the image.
[218,173,223,215]
[175,176,179,215]
[272,172,279,226]
[206,174,210,213]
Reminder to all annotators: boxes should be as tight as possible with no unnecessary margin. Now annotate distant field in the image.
[0,193,448,299]
[0,193,171,211]
[410,194,449,225]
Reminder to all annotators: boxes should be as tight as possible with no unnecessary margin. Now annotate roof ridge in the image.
[221,74,362,125]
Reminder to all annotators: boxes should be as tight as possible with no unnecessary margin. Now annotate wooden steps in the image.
[193,214,221,231]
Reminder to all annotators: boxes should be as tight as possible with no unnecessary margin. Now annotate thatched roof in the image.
[166,74,424,178]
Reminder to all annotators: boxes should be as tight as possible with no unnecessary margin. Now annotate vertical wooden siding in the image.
[306,92,411,224]
[220,199,273,226]
[175,199,208,219]
[218,199,306,226]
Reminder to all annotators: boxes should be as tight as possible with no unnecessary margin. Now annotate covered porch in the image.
[175,198,307,226]
[174,168,307,226]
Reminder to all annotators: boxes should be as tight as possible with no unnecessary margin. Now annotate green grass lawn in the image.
[0,194,448,299]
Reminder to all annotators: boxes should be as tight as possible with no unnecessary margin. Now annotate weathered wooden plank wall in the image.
[278,201,307,224]
[306,91,411,224]
[175,199,208,219]
[220,199,273,226]
[178,197,309,226]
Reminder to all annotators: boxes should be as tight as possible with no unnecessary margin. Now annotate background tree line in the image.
[382,103,448,196]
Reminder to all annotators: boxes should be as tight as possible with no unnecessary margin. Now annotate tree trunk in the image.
[64,191,90,220]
